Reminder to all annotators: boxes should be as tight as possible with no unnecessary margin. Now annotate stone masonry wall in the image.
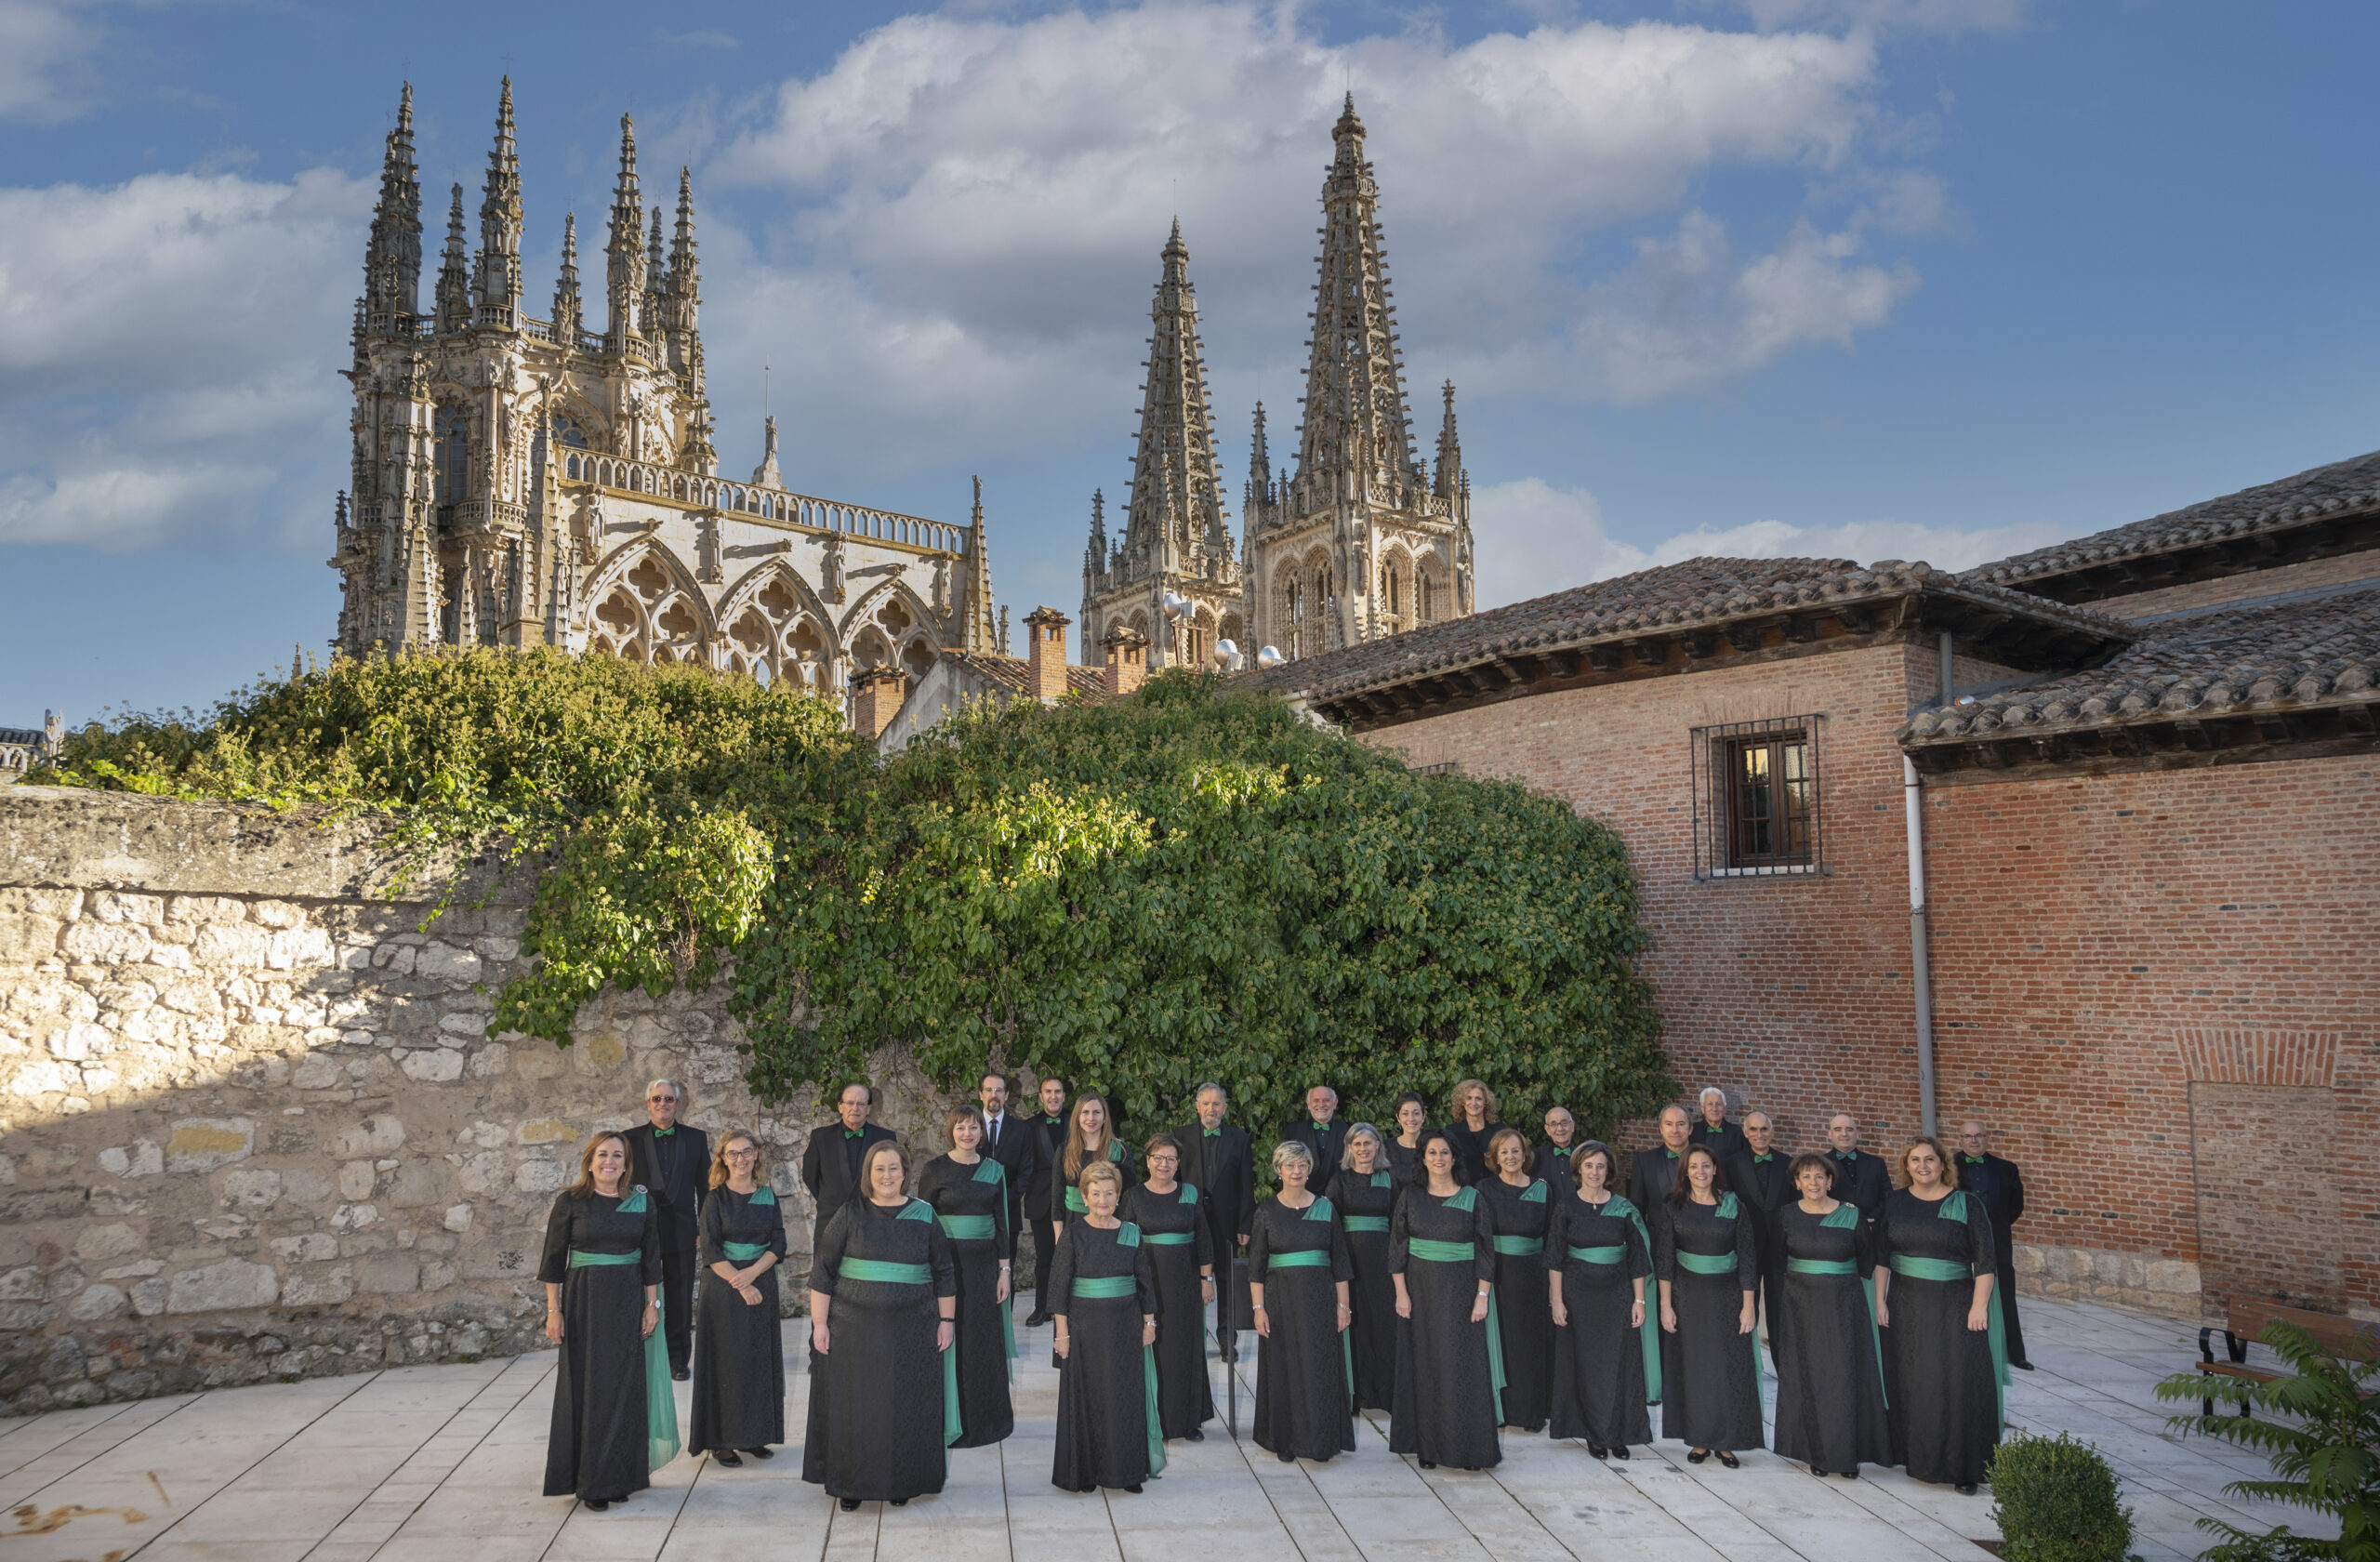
[0,787,947,1416]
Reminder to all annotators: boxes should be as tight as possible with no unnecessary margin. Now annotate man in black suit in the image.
[1825,1113,1891,1231]
[977,1071,1039,1267]
[1533,1105,1581,1188]
[1629,1104,1693,1210]
[1177,1081,1255,1337]
[1281,1085,1348,1178]
[1689,1086,1747,1161]
[1023,1076,1070,1327]
[621,1078,710,1381]
[799,1081,897,1262]
[1958,1119,2032,1370]
[1725,1110,1792,1357]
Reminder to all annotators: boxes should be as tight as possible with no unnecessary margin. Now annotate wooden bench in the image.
[2198,1299,2380,1417]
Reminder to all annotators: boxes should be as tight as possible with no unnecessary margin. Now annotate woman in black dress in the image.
[1052,1092,1135,1228]
[1655,1145,1763,1466]
[1443,1079,1504,1185]
[1385,1093,1429,1184]
[917,1105,1015,1449]
[1050,1160,1163,1492]
[1874,1135,2003,1493]
[689,1131,786,1466]
[1388,1129,1501,1471]
[1775,1152,1891,1479]
[804,1140,959,1512]
[540,1132,673,1510]
[1326,1123,1398,1413]
[1250,1141,1356,1463]
[1479,1128,1553,1432]
[1544,1140,1654,1459]
[1120,1132,1215,1443]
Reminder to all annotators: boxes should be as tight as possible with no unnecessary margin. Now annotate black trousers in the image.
[660,1243,696,1373]
[1033,1218,1061,1307]
[1995,1238,2029,1364]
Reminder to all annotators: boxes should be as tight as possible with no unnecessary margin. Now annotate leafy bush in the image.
[39,652,1671,1136]
[1988,1432,2138,1562]
[2156,1320,2380,1562]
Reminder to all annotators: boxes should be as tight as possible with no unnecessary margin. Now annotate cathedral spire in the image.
[1294,92,1418,497]
[1120,221,1230,575]
[550,212,582,345]
[1434,380,1461,500]
[362,82,422,333]
[1084,488,1107,577]
[604,115,646,351]
[668,167,700,310]
[434,183,470,334]
[965,475,998,652]
[473,75,524,328]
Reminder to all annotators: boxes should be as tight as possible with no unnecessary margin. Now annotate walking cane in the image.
[1220,1261,1239,1439]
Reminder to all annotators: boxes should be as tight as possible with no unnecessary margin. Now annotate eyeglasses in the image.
[647,1094,677,1104]
[724,1148,758,1159]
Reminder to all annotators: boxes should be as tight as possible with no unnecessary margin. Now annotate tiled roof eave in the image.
[1898,687,2380,748]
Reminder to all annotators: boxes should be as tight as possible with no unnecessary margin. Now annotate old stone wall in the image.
[0,787,948,1416]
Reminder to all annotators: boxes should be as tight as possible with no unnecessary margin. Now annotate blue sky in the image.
[4,0,2375,723]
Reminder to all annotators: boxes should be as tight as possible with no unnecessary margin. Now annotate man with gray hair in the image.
[1689,1086,1746,1160]
[622,1078,709,1380]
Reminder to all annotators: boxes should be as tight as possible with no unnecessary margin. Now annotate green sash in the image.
[749,1185,777,1205]
[1892,1242,2008,1426]
[1789,1259,1858,1275]
[1073,1275,1138,1299]
[1143,1342,1169,1479]
[1179,1183,1200,1205]
[1445,1186,1480,1212]
[569,1242,679,1470]
[1676,1251,1739,1276]
[1520,1181,1548,1203]
[972,1159,1003,1185]
[1407,1238,1475,1264]
[1599,1195,1662,1402]
[1343,1215,1389,1234]
[1065,1187,1089,1214]
[1067,1257,1172,1464]
[1267,1250,1331,1269]
[840,1258,932,1284]
[1793,1207,1888,1409]
[1568,1244,1627,1264]
[721,1241,771,1263]
[938,1215,997,1241]
[1491,1235,1544,1256]
[1142,1231,1196,1246]
[1401,1233,1504,1422]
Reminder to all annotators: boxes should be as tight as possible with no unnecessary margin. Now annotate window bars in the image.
[1689,715,1825,879]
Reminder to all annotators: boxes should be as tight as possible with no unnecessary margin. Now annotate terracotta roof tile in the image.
[937,650,1107,697]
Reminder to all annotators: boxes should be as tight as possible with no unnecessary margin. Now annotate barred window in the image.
[1691,717,1824,878]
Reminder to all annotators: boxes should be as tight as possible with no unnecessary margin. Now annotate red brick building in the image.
[1250,452,2380,1320]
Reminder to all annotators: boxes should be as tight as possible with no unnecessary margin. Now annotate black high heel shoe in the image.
[712,1449,742,1467]
[1716,1451,1739,1469]
[1610,1446,1630,1461]
[1588,1444,1607,1460]
[839,1498,861,1512]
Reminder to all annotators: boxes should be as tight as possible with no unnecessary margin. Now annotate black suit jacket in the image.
[800,1120,897,1232]
[1688,1118,1748,1163]
[1960,1152,2024,1246]
[621,1121,710,1253]
[1175,1121,1256,1251]
[981,1111,1040,1233]
[1826,1149,1891,1227]
[1629,1144,1684,1211]
[1023,1112,1068,1219]
[1532,1145,1582,1192]
[1725,1149,1794,1273]
[1281,1119,1349,1182]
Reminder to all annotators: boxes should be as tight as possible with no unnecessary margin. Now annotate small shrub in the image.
[1989,1431,2138,1562]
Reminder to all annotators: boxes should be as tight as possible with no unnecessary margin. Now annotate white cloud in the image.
[1470,475,2065,610]
[0,0,99,123]
[1727,0,2030,34]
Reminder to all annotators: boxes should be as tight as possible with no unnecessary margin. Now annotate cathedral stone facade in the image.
[1082,97,1475,668]
[333,83,997,698]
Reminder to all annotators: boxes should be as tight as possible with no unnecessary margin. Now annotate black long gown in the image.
[1654,1194,1765,1453]
[1479,1175,1554,1432]
[1325,1168,1398,1412]
[802,1197,959,1502]
[1775,1202,1892,1474]
[539,1186,668,1501]
[1050,1219,1165,1491]
[1249,1196,1357,1463]
[689,1184,787,1455]
[1387,1185,1501,1470]
[1121,1181,1215,1440]
[1878,1188,2003,1486]
[1544,1190,1654,1449]
[917,1153,1015,1449]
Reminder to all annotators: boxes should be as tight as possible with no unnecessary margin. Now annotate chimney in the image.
[851,665,906,740]
[1025,606,1071,704]
[1101,623,1149,699]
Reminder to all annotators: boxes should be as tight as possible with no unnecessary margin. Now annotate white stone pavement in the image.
[0,1293,2325,1562]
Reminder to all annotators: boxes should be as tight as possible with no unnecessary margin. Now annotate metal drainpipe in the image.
[1905,628,1952,1138]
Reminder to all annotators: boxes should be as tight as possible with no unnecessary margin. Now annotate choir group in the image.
[536,1075,2024,1514]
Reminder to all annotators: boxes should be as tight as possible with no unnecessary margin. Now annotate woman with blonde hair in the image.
[1325,1123,1397,1412]
[1049,1160,1163,1492]
[804,1140,959,1511]
[1479,1126,1553,1431]
[917,1104,1015,1448]
[688,1131,786,1466]
[1444,1079,1504,1185]
[538,1131,674,1510]
[1051,1092,1135,1226]
[1874,1135,2003,1493]
[1249,1140,1356,1463]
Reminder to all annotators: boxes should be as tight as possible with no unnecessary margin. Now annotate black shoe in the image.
[1185,1428,1204,1442]
[1808,1463,1828,1477]
[840,1498,861,1512]
[743,1447,774,1460]
[891,1499,906,1507]
[1419,1459,1437,1470]
[1716,1451,1739,1469]
[1611,1446,1630,1461]
[1842,1466,1859,1479]
[1588,1445,1607,1460]
[712,1449,742,1467]
[1277,1450,1295,1463]
[672,1368,691,1382]
[1122,1484,1143,1494]
[1955,1483,1978,1496]
[584,1498,610,1512]
[1025,1310,1051,1328]
[2011,1359,2036,1370]
[1687,1449,1710,1464]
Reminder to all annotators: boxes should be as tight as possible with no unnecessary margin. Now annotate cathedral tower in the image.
[1242,96,1473,662]
[1081,221,1242,667]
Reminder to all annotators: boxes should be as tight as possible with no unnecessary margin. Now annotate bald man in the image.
[1958,1120,2032,1370]
[1628,1105,1694,1210]
[1824,1113,1890,1233]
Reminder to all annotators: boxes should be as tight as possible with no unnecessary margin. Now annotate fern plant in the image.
[2156,1320,2380,1562]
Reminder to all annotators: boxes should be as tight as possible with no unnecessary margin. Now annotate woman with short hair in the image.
[1388,1129,1501,1471]
[917,1105,1015,1449]
[1121,1132,1216,1442]
[1443,1079,1504,1185]
[1479,1126,1554,1432]
[1775,1151,1891,1479]
[804,1140,959,1512]
[1050,1161,1164,1493]
[1874,1135,2003,1493]
[539,1132,674,1510]
[688,1130,786,1466]
[1655,1145,1763,1466]
[1053,1092,1135,1226]
[1544,1141,1655,1459]
[1249,1140,1356,1463]
[1325,1123,1398,1412]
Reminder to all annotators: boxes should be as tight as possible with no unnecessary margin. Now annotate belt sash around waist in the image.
[1675,1251,1741,1277]
[1140,1231,1196,1246]
[1265,1250,1331,1270]
[720,1240,772,1263]
[565,1250,680,1468]
[1888,1255,2005,1425]
[1789,1258,1858,1276]
[1491,1235,1543,1256]
[1072,1275,1139,1300]
[938,1214,996,1241]
[839,1258,932,1285]
[1342,1215,1389,1234]
[1568,1243,1627,1264]
[1407,1238,1475,1264]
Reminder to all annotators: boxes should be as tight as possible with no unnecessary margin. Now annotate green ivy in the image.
[39,651,1671,1139]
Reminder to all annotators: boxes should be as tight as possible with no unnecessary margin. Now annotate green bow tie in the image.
[1203,1128,1222,1137]
[1835,1151,1857,1160]
[1752,1153,1773,1162]
[843,1129,863,1139]
[1043,1116,1061,1125]
[1552,1146,1571,1157]
[1665,1149,1679,1159]
[653,1127,675,1137]
[1312,1121,1331,1132]
[1962,1154,1984,1163]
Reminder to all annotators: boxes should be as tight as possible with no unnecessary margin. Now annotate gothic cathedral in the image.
[1081,96,1475,668]
[334,82,998,695]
